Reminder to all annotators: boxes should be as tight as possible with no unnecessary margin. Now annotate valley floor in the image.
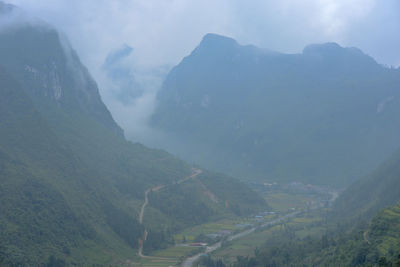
[130,182,336,267]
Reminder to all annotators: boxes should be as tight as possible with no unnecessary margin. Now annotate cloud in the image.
[222,0,380,53]
[5,0,400,141]
[9,0,399,67]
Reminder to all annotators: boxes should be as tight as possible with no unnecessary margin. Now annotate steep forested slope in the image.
[152,33,400,186]
[200,202,400,267]
[241,202,400,267]
[199,148,400,267]
[0,6,267,266]
[332,148,400,224]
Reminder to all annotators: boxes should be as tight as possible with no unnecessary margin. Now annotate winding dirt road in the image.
[139,185,165,224]
[137,168,203,258]
[139,189,151,224]
[177,168,202,184]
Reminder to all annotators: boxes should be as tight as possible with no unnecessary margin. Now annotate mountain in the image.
[223,202,400,267]
[253,147,400,266]
[0,5,123,137]
[206,147,400,266]
[0,9,267,266]
[311,202,400,266]
[151,33,400,186]
[331,148,400,224]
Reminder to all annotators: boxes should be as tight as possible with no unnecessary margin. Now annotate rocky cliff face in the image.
[0,4,123,136]
[152,33,400,186]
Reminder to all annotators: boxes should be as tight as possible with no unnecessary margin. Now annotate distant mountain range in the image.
[151,33,400,186]
[0,5,267,266]
[2,2,400,266]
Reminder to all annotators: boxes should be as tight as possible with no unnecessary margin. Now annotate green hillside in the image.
[332,149,400,224]
[151,33,400,187]
[200,202,400,267]
[0,8,267,266]
[199,147,400,267]
[274,202,400,266]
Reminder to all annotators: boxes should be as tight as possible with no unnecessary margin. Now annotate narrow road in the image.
[138,168,203,258]
[181,186,338,267]
[181,211,301,267]
[177,168,202,184]
[139,189,151,224]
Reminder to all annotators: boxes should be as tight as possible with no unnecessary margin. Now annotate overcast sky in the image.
[8,0,400,69]
[6,0,400,140]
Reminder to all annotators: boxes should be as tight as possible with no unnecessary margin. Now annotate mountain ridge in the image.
[151,33,400,186]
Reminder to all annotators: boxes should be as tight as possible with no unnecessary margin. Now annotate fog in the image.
[6,0,400,141]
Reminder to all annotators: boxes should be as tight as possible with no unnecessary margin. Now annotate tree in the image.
[46,255,66,267]
[378,256,388,266]
[393,254,400,267]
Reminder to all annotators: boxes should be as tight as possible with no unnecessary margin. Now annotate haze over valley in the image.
[1,1,400,266]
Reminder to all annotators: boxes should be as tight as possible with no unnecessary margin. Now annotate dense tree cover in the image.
[146,171,268,252]
[148,171,267,231]
[332,148,400,225]
[198,171,269,216]
[199,256,228,267]
[201,147,400,267]
[45,256,67,267]
[201,203,400,267]
[149,181,216,230]
[152,33,400,186]
[102,200,144,249]
[143,228,175,253]
[0,12,267,265]
[0,55,190,265]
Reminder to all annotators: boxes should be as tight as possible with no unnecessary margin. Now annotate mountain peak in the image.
[0,17,123,136]
[302,42,344,55]
[202,33,237,43]
[302,42,377,66]
[198,33,238,49]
